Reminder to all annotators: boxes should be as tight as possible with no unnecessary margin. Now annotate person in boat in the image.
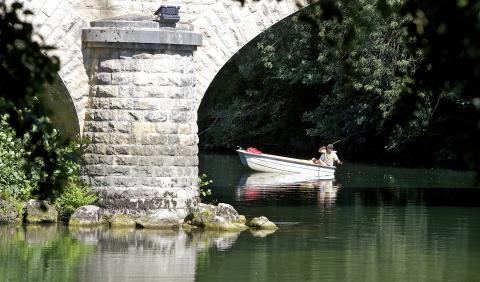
[312,146,328,166]
[320,144,342,166]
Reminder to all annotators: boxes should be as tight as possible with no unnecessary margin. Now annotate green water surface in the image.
[0,154,478,282]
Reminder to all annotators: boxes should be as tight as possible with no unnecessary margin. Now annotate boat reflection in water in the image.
[236,172,339,207]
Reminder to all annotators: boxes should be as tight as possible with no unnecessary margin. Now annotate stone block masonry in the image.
[82,15,202,217]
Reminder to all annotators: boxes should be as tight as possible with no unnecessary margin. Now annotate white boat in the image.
[236,149,335,179]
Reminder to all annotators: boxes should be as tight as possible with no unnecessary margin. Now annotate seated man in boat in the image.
[312,146,328,166]
[320,144,342,166]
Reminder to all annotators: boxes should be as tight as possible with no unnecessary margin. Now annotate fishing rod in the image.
[326,130,370,146]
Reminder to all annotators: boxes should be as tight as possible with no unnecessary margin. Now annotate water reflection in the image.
[188,230,241,251]
[314,180,338,209]
[73,228,247,281]
[0,224,246,282]
[0,225,95,282]
[73,228,198,281]
[239,173,330,186]
[248,228,277,238]
[236,172,339,208]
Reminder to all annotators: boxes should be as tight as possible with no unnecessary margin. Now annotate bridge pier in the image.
[81,14,202,217]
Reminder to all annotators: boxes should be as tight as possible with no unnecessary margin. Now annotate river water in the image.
[1,153,479,281]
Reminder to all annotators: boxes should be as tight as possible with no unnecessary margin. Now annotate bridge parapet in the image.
[81,14,202,216]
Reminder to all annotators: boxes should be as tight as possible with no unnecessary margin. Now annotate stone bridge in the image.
[21,0,308,216]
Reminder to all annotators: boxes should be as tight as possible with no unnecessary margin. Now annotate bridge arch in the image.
[23,0,307,133]
[189,0,307,104]
[22,0,89,133]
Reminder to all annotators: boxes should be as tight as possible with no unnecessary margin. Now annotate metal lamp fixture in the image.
[154,5,181,23]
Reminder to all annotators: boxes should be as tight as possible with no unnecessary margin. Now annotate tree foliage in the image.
[200,0,418,159]
[200,0,479,173]
[0,114,39,201]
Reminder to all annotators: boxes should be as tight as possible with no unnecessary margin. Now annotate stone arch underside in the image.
[24,0,307,133]
[189,0,306,107]
[39,74,80,139]
[23,0,90,134]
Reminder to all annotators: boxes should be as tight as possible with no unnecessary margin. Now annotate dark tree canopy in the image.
[199,0,480,178]
[397,0,480,175]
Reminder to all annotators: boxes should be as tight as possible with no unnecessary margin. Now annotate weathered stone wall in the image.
[81,17,202,216]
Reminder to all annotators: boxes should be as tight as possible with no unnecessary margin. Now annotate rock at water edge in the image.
[247,216,278,230]
[110,214,136,228]
[136,209,181,229]
[69,205,104,226]
[0,198,23,224]
[25,200,58,224]
[185,203,248,231]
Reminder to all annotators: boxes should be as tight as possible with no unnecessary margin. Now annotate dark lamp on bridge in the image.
[154,5,180,23]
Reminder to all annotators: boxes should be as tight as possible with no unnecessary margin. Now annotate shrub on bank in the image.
[0,114,97,219]
[54,178,98,219]
[0,115,39,202]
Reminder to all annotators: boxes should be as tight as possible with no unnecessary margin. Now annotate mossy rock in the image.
[69,205,104,226]
[69,218,104,227]
[0,198,23,224]
[25,200,58,224]
[205,221,248,232]
[237,215,247,224]
[110,214,136,228]
[136,209,181,229]
[247,216,278,230]
[184,203,248,232]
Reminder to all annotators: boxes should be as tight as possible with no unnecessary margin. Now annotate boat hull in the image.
[237,150,335,179]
